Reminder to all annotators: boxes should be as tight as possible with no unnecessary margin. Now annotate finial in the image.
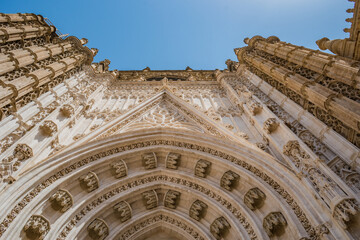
[346,8,354,13]
[91,48,98,57]
[243,38,250,44]
[80,38,88,45]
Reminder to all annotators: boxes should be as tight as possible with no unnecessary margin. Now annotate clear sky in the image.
[1,0,352,70]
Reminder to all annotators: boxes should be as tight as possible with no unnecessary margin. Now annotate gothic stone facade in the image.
[0,4,360,240]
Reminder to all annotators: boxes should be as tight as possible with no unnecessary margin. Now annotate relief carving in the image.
[165,152,181,170]
[142,190,158,210]
[333,198,359,229]
[113,201,132,223]
[14,143,33,161]
[189,200,208,221]
[210,217,231,240]
[23,215,50,240]
[87,218,109,240]
[39,120,58,137]
[60,104,74,118]
[79,171,99,192]
[164,190,181,209]
[111,159,128,179]
[142,152,157,169]
[244,187,266,210]
[195,159,211,178]
[248,100,262,115]
[220,170,239,191]
[49,189,73,212]
[263,212,287,237]
[263,118,279,134]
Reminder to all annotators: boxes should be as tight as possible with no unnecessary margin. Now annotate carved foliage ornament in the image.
[263,212,287,237]
[79,171,99,192]
[248,100,262,115]
[14,143,33,160]
[210,217,231,240]
[111,159,127,179]
[165,152,181,170]
[164,190,181,209]
[39,120,58,137]
[142,190,158,210]
[113,201,132,223]
[244,187,266,210]
[220,170,240,191]
[194,159,211,178]
[333,198,359,229]
[60,104,74,118]
[23,215,50,240]
[263,118,279,134]
[142,152,157,170]
[88,218,109,240]
[189,200,208,221]
[49,189,73,212]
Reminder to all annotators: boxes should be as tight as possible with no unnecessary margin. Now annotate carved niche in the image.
[60,104,74,118]
[263,212,287,237]
[79,171,99,192]
[165,152,181,169]
[110,159,128,179]
[142,152,157,169]
[88,218,109,240]
[263,118,279,134]
[244,187,266,210]
[39,120,58,137]
[333,198,359,229]
[142,190,158,210]
[14,143,33,160]
[113,201,132,223]
[23,215,50,240]
[220,170,240,191]
[49,189,73,212]
[194,159,211,178]
[189,200,208,221]
[164,190,181,209]
[210,217,231,240]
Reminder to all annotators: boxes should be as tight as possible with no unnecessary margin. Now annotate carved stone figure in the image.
[210,217,231,240]
[142,152,157,169]
[142,190,158,210]
[220,170,240,191]
[113,201,132,223]
[263,212,287,237]
[194,159,211,178]
[23,215,50,240]
[244,187,266,210]
[165,152,181,169]
[111,159,128,178]
[79,171,99,192]
[49,189,73,212]
[164,190,181,209]
[87,218,109,240]
[189,200,208,221]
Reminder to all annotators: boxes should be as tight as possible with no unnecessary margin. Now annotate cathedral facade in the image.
[0,3,359,240]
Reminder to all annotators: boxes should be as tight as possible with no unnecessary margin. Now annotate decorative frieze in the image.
[244,187,266,210]
[142,190,158,210]
[60,104,74,118]
[142,152,157,169]
[113,201,132,223]
[23,215,50,240]
[79,171,99,192]
[263,212,287,237]
[189,200,208,221]
[194,159,211,178]
[49,189,73,212]
[333,198,359,229]
[164,190,181,209]
[263,118,279,134]
[220,170,240,191]
[110,160,128,179]
[165,152,181,169]
[210,217,231,240]
[87,218,109,240]
[39,120,58,137]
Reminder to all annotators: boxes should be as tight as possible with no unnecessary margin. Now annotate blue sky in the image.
[1,0,352,70]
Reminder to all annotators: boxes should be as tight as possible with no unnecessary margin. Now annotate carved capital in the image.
[113,201,132,223]
[210,217,231,240]
[263,212,287,237]
[263,118,279,134]
[189,200,208,221]
[333,198,359,229]
[88,218,109,240]
[60,104,74,118]
[142,190,158,210]
[49,189,73,212]
[79,171,99,192]
[165,152,181,170]
[111,159,128,179]
[39,120,58,137]
[23,215,50,240]
[220,170,240,191]
[142,152,157,169]
[195,159,211,178]
[248,101,262,115]
[164,190,181,209]
[244,187,266,210]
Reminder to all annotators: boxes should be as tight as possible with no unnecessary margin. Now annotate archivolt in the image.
[0,128,329,239]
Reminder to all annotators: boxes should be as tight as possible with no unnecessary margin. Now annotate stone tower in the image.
[0,3,359,240]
